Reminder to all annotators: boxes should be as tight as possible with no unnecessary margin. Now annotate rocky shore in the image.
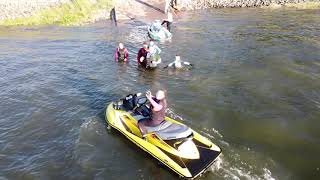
[178,0,320,9]
[0,0,70,21]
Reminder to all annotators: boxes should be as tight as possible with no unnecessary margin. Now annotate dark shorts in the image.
[161,21,172,32]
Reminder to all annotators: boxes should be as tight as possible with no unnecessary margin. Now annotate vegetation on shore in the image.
[0,0,319,26]
[0,0,114,26]
[283,1,320,9]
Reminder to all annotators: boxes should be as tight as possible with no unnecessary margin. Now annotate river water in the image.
[1,8,320,180]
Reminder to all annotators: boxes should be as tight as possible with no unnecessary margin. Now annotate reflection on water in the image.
[1,8,320,180]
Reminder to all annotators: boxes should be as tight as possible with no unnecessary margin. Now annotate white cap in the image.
[156,90,165,100]
[119,43,124,49]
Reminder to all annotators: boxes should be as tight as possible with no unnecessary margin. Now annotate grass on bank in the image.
[0,0,114,26]
[263,1,320,9]
[284,2,320,9]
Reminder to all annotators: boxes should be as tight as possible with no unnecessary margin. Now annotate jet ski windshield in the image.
[118,93,147,111]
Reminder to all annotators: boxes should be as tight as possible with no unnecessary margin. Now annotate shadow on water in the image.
[63,71,121,124]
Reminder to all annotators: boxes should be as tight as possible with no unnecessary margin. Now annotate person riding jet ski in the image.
[164,55,193,69]
[114,43,129,62]
[138,90,167,135]
[105,91,222,178]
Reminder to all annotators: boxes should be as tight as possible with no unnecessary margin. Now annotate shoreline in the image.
[0,0,114,26]
[177,0,320,9]
[0,0,319,26]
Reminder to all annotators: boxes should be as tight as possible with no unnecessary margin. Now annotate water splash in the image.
[165,108,184,121]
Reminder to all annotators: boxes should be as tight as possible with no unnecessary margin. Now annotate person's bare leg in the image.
[165,0,170,13]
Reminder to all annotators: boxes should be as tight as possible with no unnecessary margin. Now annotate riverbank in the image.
[0,0,319,26]
[178,0,320,9]
[0,0,70,21]
[0,0,114,26]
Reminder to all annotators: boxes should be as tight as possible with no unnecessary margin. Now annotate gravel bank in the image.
[0,0,70,21]
[177,0,320,9]
[0,0,319,25]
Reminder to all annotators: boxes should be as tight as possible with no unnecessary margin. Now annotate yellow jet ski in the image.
[105,93,221,178]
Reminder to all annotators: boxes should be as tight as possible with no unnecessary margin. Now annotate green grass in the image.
[0,0,114,26]
[283,2,320,9]
[264,1,320,9]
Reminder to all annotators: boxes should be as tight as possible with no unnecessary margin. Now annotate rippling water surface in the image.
[1,8,320,180]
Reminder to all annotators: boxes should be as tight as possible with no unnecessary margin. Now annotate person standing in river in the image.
[164,55,193,69]
[137,42,149,68]
[161,6,174,32]
[114,43,129,62]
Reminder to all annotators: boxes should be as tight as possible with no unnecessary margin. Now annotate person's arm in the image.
[114,48,118,61]
[156,46,161,54]
[146,91,163,111]
[164,62,174,69]
[124,49,129,62]
[183,61,192,66]
[137,49,142,63]
[148,97,163,111]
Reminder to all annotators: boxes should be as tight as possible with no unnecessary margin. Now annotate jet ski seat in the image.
[145,121,193,140]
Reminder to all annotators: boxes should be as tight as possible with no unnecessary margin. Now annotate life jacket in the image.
[117,49,126,62]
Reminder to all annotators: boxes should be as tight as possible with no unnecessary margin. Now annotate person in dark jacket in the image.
[137,42,149,68]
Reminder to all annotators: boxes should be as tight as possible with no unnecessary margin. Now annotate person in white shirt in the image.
[161,7,174,32]
[164,55,193,69]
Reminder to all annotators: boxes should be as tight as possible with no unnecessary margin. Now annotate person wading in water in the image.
[137,42,149,68]
[114,43,129,62]
[161,6,174,32]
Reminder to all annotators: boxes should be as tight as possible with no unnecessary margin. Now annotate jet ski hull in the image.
[105,102,221,178]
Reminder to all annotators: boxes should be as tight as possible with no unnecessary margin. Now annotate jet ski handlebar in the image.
[114,93,149,111]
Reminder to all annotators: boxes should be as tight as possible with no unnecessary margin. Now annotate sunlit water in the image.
[1,8,320,180]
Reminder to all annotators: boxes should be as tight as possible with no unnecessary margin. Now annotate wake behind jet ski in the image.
[105,91,221,178]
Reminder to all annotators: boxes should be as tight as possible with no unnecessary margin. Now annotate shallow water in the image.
[1,8,320,180]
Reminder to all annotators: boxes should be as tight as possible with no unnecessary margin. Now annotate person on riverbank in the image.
[161,6,174,32]
[147,41,162,67]
[164,55,193,69]
[138,90,167,135]
[114,43,129,62]
[137,42,149,68]
[165,0,178,14]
